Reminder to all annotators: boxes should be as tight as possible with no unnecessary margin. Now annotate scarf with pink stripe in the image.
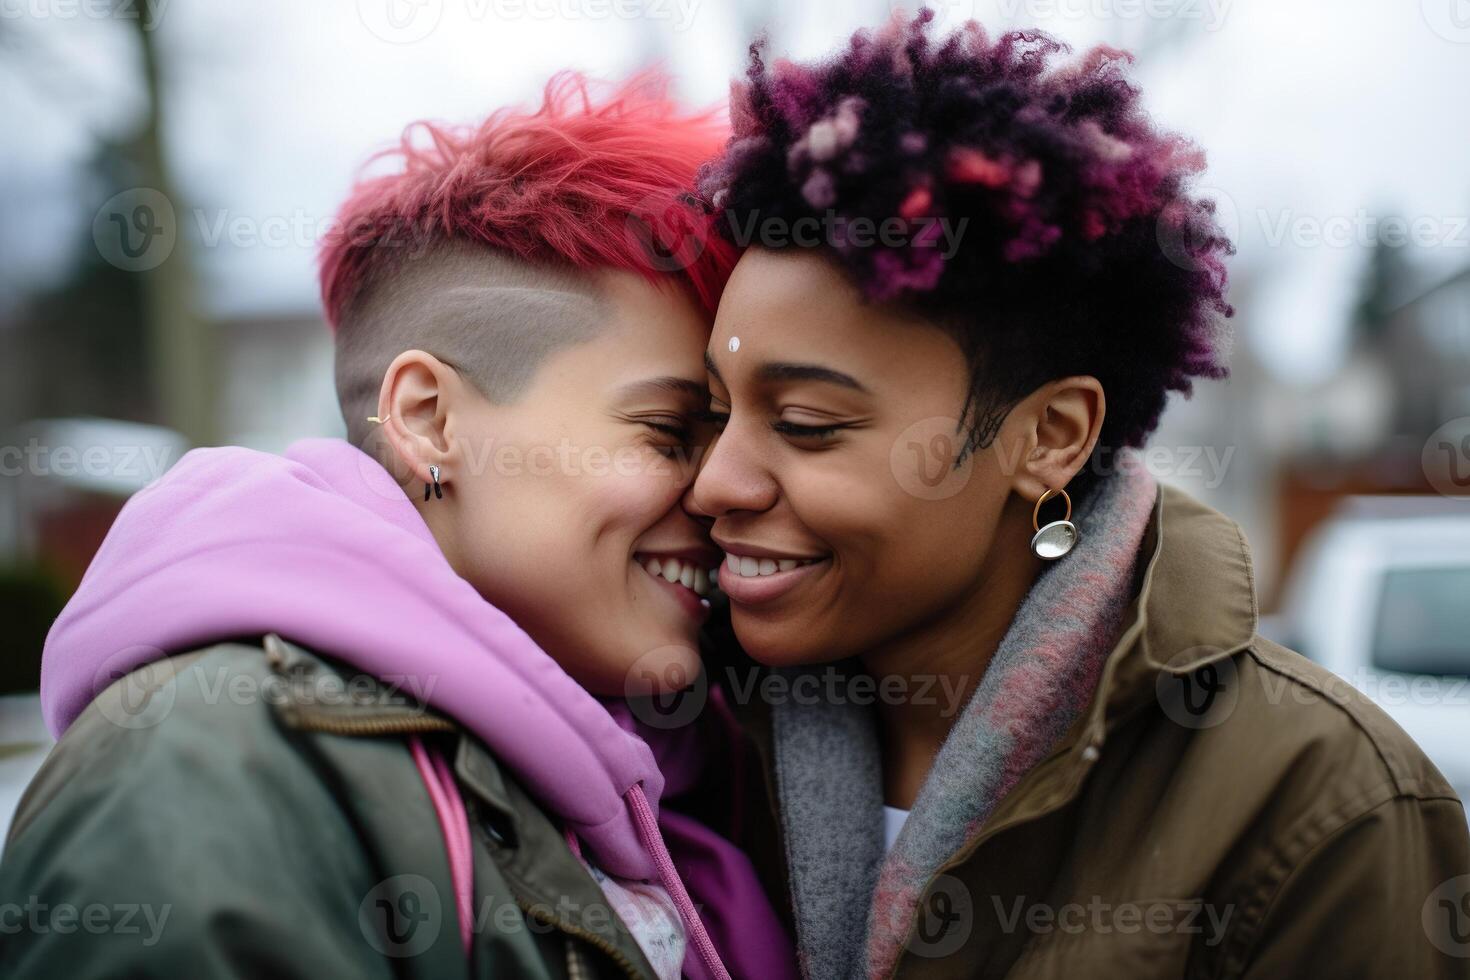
[769,452,1158,979]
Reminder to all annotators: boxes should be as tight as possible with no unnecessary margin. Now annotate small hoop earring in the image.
[425,465,443,502]
[1030,487,1077,560]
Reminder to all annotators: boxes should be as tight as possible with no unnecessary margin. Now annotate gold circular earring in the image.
[1030,488,1077,560]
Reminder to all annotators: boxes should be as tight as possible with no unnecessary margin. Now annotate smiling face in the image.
[689,248,1061,668]
[375,266,722,696]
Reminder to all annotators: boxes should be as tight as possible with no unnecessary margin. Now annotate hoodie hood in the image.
[42,437,670,883]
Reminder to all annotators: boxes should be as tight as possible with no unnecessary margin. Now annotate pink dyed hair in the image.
[319,70,736,329]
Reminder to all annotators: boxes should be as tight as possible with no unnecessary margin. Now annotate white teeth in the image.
[720,552,821,577]
[639,556,720,596]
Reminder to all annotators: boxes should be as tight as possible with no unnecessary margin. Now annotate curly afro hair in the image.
[697,10,1235,478]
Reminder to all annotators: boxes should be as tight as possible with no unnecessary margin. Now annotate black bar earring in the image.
[425,464,443,501]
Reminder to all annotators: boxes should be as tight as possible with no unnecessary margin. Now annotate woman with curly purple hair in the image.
[688,11,1468,979]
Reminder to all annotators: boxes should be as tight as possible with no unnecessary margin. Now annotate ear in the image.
[375,349,459,489]
[1001,375,1105,501]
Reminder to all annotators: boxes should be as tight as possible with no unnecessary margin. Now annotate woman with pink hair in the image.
[0,72,795,980]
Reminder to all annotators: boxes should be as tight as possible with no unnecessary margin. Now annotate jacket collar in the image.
[262,635,659,977]
[1081,482,1259,741]
[961,483,1261,843]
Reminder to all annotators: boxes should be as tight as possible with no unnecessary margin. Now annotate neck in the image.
[411,479,463,566]
[861,494,1045,809]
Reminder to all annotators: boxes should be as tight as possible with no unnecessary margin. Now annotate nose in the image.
[682,420,780,520]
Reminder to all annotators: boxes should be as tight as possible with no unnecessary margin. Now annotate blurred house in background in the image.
[1265,249,1470,602]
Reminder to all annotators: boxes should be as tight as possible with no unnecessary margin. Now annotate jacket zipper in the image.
[282,710,458,736]
[514,896,646,980]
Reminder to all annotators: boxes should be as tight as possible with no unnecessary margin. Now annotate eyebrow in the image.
[704,352,870,394]
[616,376,708,400]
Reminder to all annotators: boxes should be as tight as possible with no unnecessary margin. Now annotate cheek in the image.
[784,463,891,556]
[783,438,975,564]
[811,474,990,582]
[452,467,577,593]
[474,441,670,559]
[557,464,702,694]
[571,455,687,548]
[780,448,1005,637]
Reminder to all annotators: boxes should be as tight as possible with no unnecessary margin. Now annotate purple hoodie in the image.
[41,437,795,980]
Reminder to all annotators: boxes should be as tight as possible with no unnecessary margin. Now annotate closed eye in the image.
[772,420,843,439]
[630,416,699,458]
[640,418,690,438]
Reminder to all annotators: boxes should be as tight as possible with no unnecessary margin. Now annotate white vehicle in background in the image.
[1263,496,1470,808]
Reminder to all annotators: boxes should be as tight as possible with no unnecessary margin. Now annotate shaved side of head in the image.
[335,241,608,446]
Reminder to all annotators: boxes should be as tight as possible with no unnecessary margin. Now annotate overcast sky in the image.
[3,0,1469,385]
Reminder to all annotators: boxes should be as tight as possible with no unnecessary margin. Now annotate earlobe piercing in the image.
[1030,487,1077,560]
[425,464,443,502]
[367,415,390,424]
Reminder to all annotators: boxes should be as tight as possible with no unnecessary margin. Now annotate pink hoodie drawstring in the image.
[625,783,732,980]
[409,736,474,953]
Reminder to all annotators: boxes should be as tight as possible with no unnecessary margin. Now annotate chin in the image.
[613,635,703,697]
[731,615,848,670]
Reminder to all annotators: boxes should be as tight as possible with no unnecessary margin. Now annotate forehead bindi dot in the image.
[728,336,741,352]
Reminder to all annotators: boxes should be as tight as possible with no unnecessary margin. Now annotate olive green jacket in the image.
[0,634,664,979]
[726,485,1470,979]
